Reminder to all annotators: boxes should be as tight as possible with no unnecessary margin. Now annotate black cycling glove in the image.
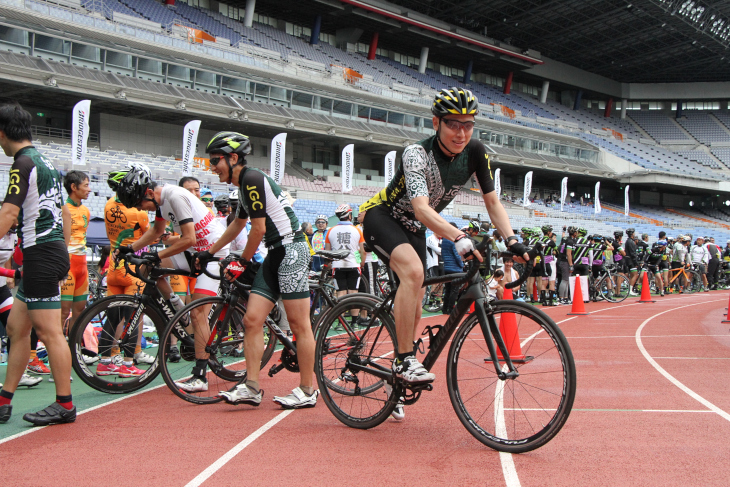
[194,250,215,270]
[141,250,161,265]
[507,240,529,259]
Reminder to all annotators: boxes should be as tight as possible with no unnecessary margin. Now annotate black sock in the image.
[194,359,208,381]
[396,352,412,363]
[56,394,73,410]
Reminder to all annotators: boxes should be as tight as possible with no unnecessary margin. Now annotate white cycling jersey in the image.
[156,185,227,253]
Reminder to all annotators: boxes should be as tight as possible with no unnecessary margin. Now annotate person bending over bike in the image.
[358,87,529,388]
[197,132,317,409]
[646,240,667,297]
[113,164,230,393]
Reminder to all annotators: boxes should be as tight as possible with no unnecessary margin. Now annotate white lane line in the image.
[0,383,167,446]
[509,408,714,413]
[653,357,730,360]
[635,298,730,423]
[185,410,294,487]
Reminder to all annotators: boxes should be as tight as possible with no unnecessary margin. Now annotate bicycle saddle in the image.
[316,250,349,261]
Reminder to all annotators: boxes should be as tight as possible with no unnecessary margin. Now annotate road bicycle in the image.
[587,263,630,303]
[665,264,702,294]
[68,255,195,393]
[158,249,352,404]
[314,240,576,453]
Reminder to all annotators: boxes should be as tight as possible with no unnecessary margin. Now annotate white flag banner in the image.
[182,120,201,176]
[560,177,568,211]
[494,168,501,200]
[522,171,533,207]
[594,181,602,214]
[342,144,354,193]
[71,99,91,166]
[624,185,630,217]
[384,151,396,184]
[270,133,287,184]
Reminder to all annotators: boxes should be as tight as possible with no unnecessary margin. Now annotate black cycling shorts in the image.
[659,261,670,271]
[624,257,638,272]
[647,264,660,275]
[362,205,427,274]
[572,263,590,276]
[334,268,360,291]
[17,240,70,310]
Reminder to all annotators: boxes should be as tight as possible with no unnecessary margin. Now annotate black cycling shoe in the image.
[23,402,76,426]
[0,404,11,423]
[168,346,181,363]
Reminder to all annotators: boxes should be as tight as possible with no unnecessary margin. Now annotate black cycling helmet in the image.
[541,224,553,235]
[214,194,229,212]
[626,227,635,236]
[614,230,624,238]
[432,87,479,117]
[206,132,253,183]
[115,164,154,210]
[567,226,578,235]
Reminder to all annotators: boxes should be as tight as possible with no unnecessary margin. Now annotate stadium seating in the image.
[628,111,694,144]
[676,111,730,145]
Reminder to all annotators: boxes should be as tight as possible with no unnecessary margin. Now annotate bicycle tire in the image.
[159,296,276,404]
[600,274,630,303]
[69,295,164,394]
[684,270,702,293]
[315,295,399,429]
[447,300,576,453]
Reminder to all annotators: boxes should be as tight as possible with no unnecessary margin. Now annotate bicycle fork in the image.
[473,298,520,381]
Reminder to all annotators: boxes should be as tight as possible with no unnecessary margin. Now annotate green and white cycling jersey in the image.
[4,146,64,249]
[359,135,495,235]
[236,166,303,249]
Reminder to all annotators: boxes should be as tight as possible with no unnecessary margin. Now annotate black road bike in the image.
[314,240,576,453]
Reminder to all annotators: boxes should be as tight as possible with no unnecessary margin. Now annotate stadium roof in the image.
[247,0,730,84]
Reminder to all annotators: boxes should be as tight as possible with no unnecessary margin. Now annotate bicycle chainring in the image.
[281,350,300,372]
[402,389,421,406]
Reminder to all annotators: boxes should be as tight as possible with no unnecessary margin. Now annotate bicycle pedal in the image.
[268,362,285,377]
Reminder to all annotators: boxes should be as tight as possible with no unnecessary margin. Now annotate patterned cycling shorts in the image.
[251,240,311,303]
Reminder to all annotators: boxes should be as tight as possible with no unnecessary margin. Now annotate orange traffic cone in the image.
[639,271,655,303]
[722,291,730,324]
[496,286,527,362]
[568,276,590,315]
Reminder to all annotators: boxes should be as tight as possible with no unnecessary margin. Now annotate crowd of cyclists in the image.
[0,87,728,428]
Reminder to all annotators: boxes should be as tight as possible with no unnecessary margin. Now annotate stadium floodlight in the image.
[689,201,694,206]
[725,200,730,206]
[570,192,575,197]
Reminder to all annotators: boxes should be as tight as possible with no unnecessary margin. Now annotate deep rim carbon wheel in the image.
[447,300,576,453]
[159,296,275,404]
[315,296,398,429]
[70,295,164,394]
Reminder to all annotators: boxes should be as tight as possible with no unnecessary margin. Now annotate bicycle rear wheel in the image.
[69,295,163,394]
[685,271,702,293]
[159,296,276,404]
[447,300,576,453]
[315,296,398,429]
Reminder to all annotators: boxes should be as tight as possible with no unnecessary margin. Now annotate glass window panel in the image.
[332,100,352,117]
[292,92,313,109]
[370,108,387,122]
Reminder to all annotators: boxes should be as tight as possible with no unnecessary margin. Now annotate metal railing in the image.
[31,125,99,142]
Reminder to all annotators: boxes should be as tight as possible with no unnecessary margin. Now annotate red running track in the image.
[1,292,730,486]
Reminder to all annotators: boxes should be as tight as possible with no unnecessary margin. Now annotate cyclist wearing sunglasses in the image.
[359,87,529,388]
[200,187,214,214]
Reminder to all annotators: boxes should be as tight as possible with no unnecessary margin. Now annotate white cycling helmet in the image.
[229,189,238,200]
[315,214,328,224]
[335,204,352,220]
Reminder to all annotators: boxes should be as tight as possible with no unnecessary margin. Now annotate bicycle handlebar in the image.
[451,240,543,290]
[122,254,220,285]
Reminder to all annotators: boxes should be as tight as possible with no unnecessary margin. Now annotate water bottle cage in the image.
[421,325,444,350]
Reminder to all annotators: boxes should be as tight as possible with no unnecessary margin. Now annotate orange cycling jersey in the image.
[105,196,150,251]
[65,198,90,256]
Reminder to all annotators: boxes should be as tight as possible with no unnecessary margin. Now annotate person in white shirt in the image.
[690,236,709,291]
[487,269,505,300]
[325,204,366,324]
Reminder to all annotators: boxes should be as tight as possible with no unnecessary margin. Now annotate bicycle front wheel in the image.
[159,296,276,404]
[315,295,398,429]
[447,300,576,453]
[603,274,630,302]
[69,295,164,394]
[685,271,703,293]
